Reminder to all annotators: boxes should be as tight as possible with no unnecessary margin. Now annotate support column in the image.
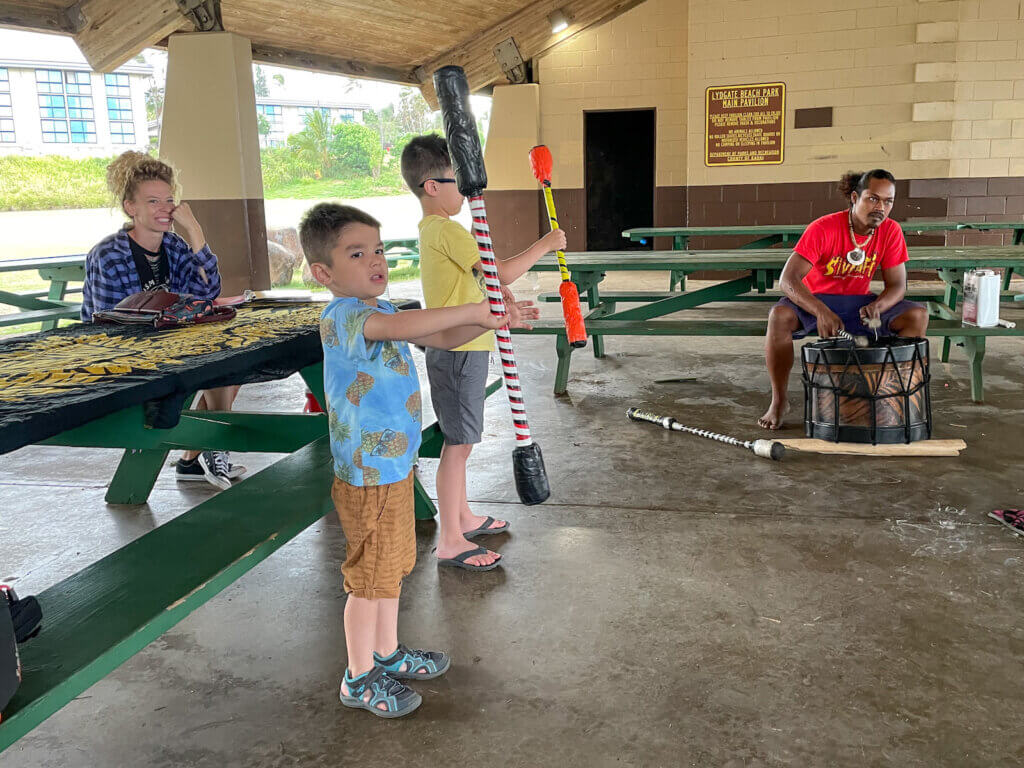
[160,32,269,294]
[482,84,544,257]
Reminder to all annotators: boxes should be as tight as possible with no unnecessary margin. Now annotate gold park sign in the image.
[705,82,786,167]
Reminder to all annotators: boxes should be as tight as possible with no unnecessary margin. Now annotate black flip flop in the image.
[437,546,501,571]
[464,516,510,539]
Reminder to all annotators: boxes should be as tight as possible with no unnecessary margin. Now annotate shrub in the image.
[260,146,314,190]
[328,123,382,175]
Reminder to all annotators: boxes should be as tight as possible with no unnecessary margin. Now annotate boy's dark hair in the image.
[838,169,896,200]
[401,134,452,199]
[299,203,381,266]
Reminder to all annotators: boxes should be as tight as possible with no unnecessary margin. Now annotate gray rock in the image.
[267,240,296,287]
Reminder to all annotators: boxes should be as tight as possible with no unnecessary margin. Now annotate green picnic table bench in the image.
[0,306,498,751]
[517,247,1024,401]
[0,242,419,333]
[0,254,86,331]
[622,221,1024,290]
[383,237,420,268]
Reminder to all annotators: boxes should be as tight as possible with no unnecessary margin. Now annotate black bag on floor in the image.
[0,601,19,720]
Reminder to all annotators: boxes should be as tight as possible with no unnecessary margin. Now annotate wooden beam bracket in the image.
[493,37,528,85]
[176,0,222,32]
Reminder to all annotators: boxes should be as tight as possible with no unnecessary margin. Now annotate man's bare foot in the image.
[758,400,789,430]
[436,537,500,567]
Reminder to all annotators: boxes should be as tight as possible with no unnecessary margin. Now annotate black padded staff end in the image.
[433,65,487,197]
[512,443,550,505]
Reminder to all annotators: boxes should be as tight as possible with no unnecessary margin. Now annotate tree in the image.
[397,87,432,134]
[254,65,269,98]
[273,73,285,87]
[257,113,270,137]
[288,109,335,178]
[145,82,164,123]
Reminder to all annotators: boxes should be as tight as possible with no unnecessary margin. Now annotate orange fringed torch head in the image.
[529,145,553,185]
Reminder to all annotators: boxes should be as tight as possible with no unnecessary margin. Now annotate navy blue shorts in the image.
[774,294,924,339]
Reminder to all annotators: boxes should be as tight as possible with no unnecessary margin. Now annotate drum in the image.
[801,336,931,444]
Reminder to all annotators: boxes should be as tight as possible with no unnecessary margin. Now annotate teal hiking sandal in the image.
[374,644,451,681]
[339,666,421,718]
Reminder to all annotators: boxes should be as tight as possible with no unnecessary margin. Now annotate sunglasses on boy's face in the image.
[418,177,457,188]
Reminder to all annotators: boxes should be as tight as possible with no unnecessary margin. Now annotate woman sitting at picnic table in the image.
[81,150,244,490]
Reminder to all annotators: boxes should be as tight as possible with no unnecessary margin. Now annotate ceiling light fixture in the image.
[548,9,570,34]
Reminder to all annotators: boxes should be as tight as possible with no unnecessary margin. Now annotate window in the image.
[36,69,96,143]
[299,106,329,120]
[0,68,13,143]
[256,103,284,148]
[104,73,134,143]
[337,108,355,123]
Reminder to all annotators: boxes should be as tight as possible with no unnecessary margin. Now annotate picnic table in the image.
[0,301,497,751]
[0,255,86,331]
[622,221,1024,290]
[516,246,1024,401]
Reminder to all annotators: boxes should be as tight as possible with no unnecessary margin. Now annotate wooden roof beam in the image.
[249,44,418,87]
[415,0,647,109]
[0,1,85,34]
[73,0,192,73]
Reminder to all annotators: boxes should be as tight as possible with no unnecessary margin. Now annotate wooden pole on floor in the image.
[774,439,967,457]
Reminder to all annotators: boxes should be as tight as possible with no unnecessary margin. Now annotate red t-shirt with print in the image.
[794,210,908,295]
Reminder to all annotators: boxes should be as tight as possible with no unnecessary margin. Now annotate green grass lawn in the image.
[0,155,111,211]
[265,176,406,200]
[0,155,407,211]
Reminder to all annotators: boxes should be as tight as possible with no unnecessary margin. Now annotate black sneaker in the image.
[175,457,206,482]
[198,450,232,490]
[177,454,246,483]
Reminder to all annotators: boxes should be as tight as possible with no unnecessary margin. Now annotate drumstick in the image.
[835,328,869,348]
[627,407,785,461]
[528,145,587,348]
[434,65,550,506]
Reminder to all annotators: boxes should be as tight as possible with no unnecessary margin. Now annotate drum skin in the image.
[801,337,932,444]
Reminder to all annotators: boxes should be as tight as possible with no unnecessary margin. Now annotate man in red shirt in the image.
[758,169,929,430]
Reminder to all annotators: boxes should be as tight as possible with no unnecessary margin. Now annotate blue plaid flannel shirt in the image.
[81,228,222,321]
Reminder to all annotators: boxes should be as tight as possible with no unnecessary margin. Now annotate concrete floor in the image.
[2,272,1024,767]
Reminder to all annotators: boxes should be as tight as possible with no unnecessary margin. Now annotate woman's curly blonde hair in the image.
[106,151,180,211]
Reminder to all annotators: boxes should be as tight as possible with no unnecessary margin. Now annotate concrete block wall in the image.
[536,0,687,190]
[687,0,958,186]
[483,0,1024,251]
[910,0,1024,178]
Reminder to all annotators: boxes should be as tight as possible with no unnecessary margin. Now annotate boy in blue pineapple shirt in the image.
[299,203,537,718]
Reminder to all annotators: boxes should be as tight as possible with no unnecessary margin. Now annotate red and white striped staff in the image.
[434,65,550,505]
[467,195,531,443]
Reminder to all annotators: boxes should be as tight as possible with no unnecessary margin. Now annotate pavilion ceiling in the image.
[0,0,646,106]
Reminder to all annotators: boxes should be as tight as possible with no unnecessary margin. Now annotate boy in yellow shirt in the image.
[401,134,565,571]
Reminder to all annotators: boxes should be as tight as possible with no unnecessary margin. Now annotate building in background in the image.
[0,40,151,157]
[255,97,370,148]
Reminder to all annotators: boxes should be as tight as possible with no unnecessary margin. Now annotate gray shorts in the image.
[425,349,489,445]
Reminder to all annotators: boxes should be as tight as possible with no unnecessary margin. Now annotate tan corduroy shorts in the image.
[331,472,416,599]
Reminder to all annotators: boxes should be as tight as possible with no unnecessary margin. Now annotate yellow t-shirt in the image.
[418,215,495,352]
